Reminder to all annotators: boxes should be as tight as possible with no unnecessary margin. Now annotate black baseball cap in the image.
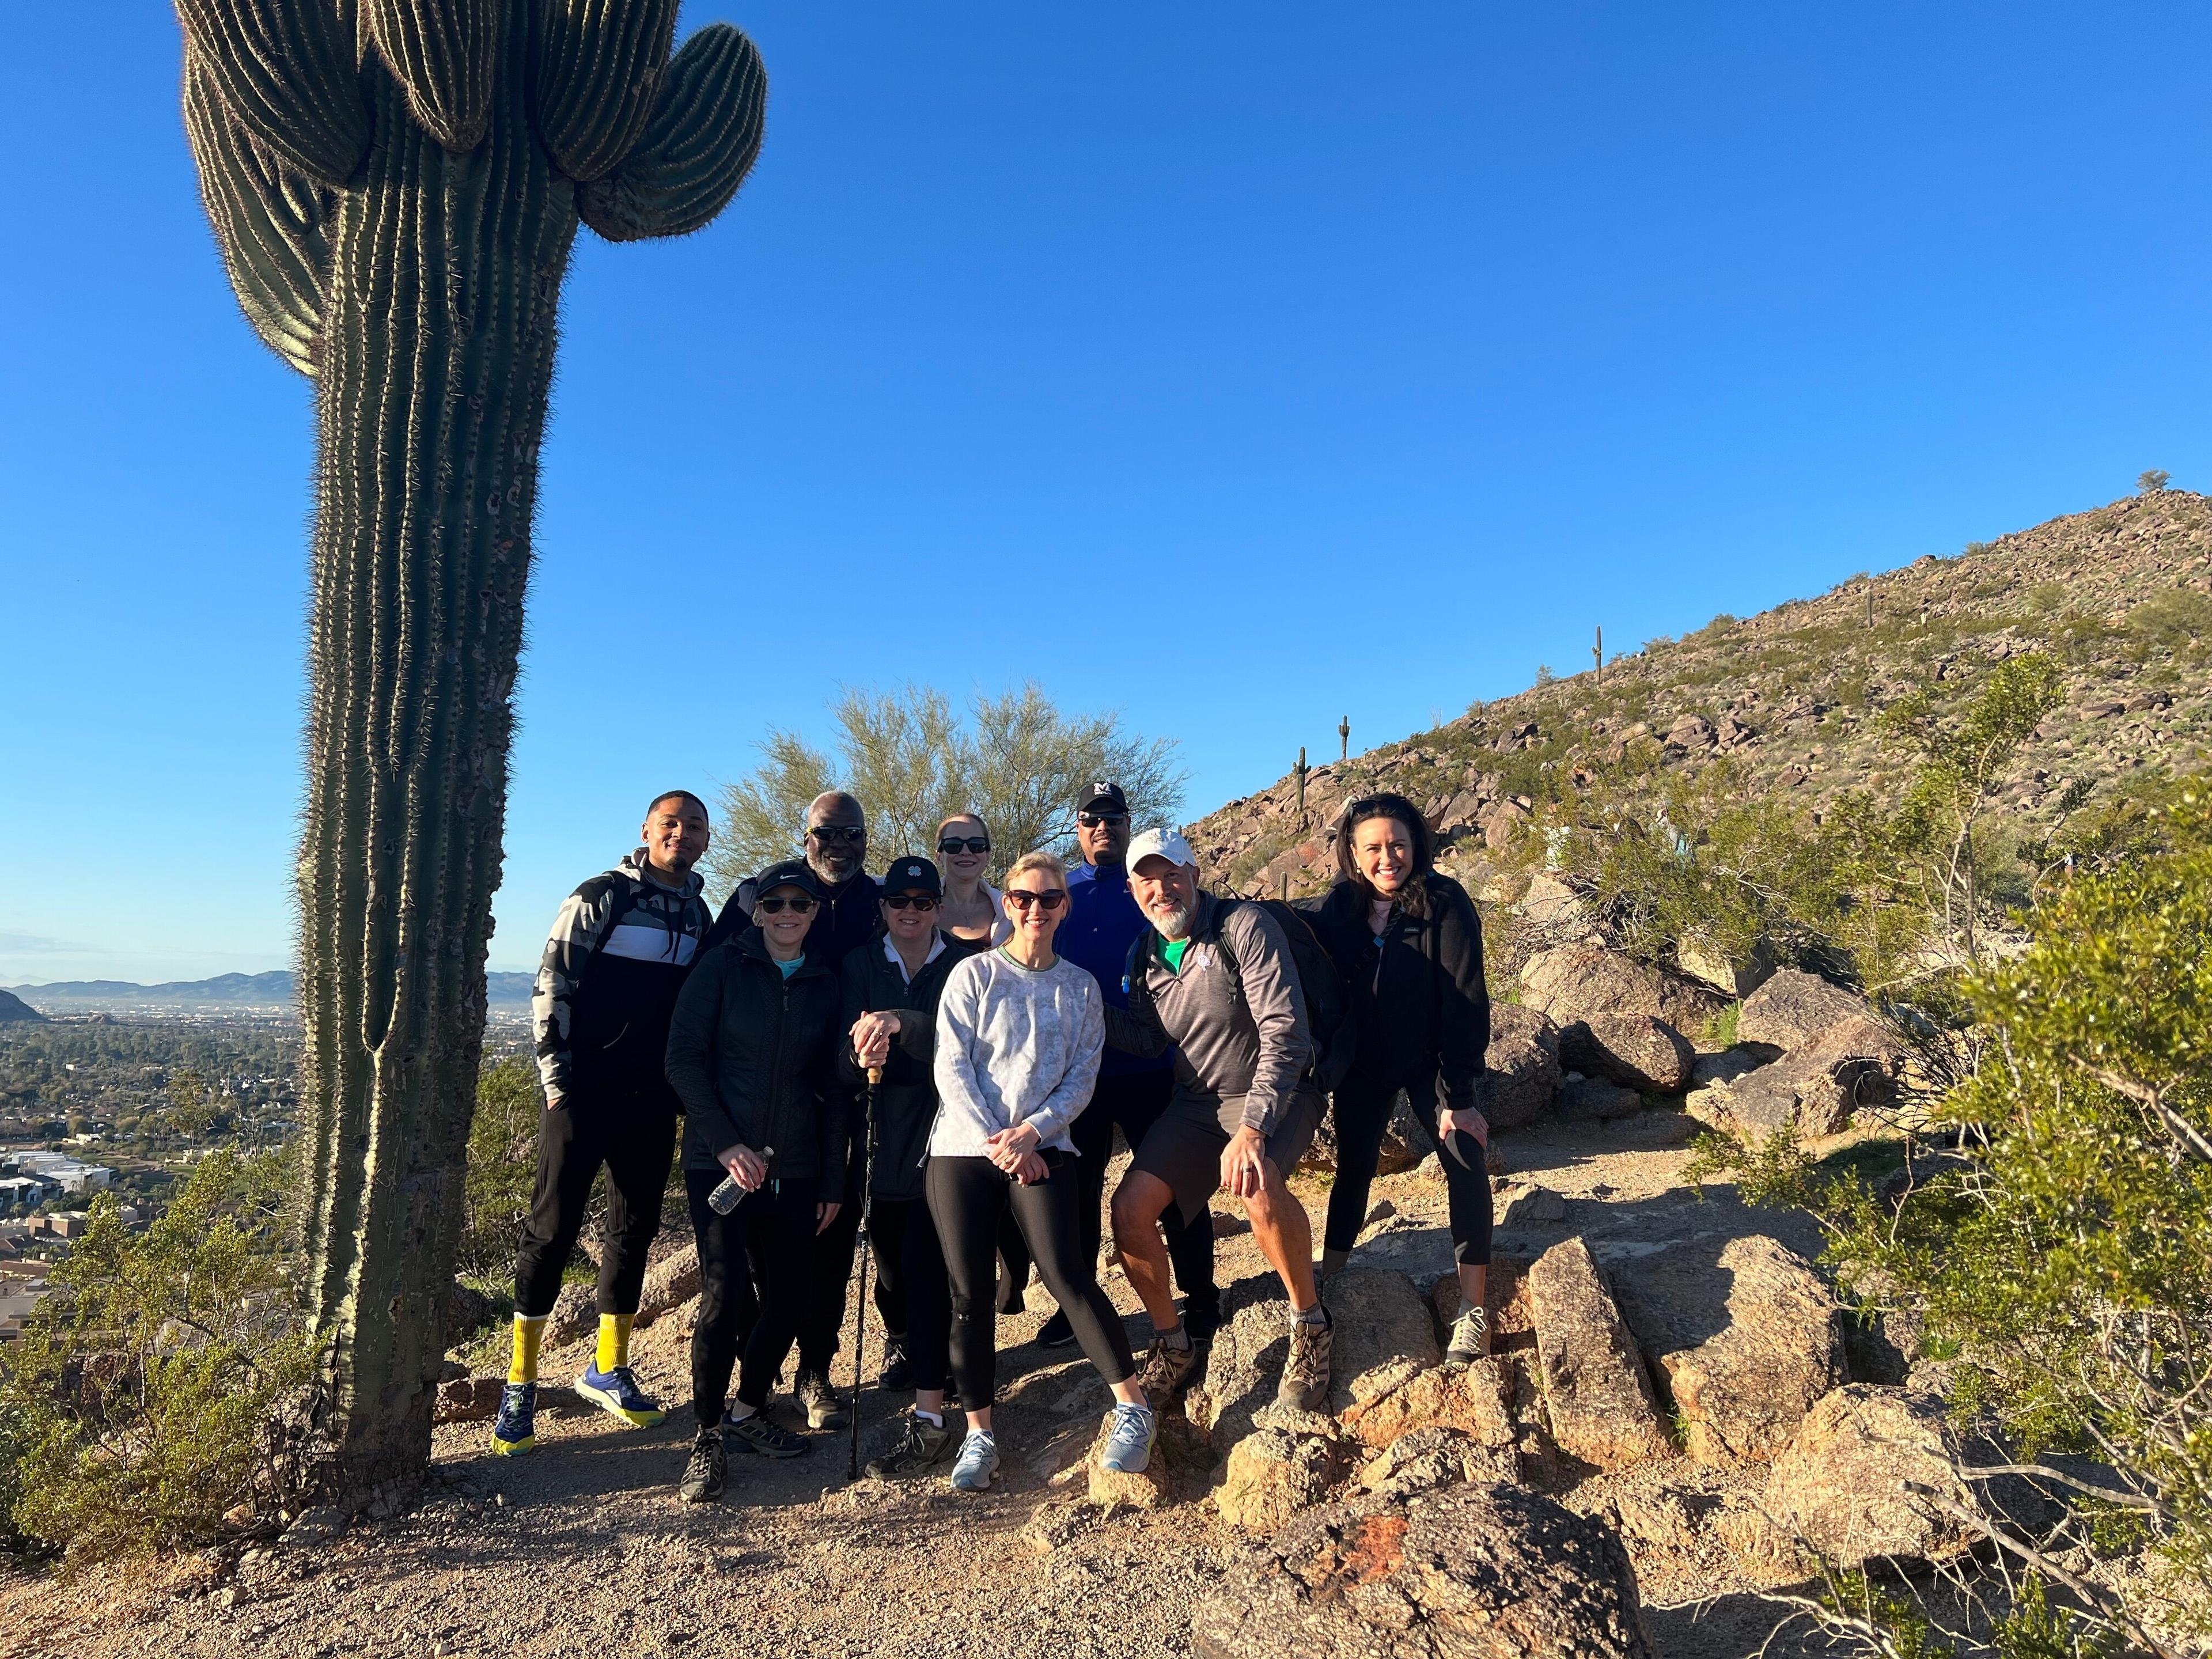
[1077,780,1128,815]
[881,856,942,898]
[753,858,825,901]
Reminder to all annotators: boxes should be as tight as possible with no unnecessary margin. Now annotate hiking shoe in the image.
[1137,1336,1203,1402]
[490,1382,536,1456]
[724,1410,810,1459]
[1445,1305,1491,1368]
[878,1340,911,1393]
[1036,1308,1077,1349]
[575,1361,665,1428]
[1100,1403,1157,1476]
[794,1369,847,1430]
[950,1429,999,1493]
[1277,1309,1334,1412]
[865,1410,955,1479]
[678,1427,726,1503]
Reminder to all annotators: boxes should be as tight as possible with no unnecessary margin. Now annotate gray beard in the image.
[1153,904,1194,941]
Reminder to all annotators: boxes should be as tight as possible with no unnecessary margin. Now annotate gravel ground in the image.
[1,1109,1914,1659]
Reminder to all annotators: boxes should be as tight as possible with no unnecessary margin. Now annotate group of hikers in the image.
[499,778,1496,1505]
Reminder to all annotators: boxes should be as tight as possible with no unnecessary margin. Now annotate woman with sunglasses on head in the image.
[927,850,1154,1492]
[839,856,984,1477]
[664,859,850,1503]
[1309,793,1496,1366]
[934,813,1011,946]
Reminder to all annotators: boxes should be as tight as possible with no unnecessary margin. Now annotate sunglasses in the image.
[807,823,866,844]
[937,836,990,855]
[1004,889,1068,912]
[757,896,816,915]
[884,893,938,910]
[1077,812,1128,828]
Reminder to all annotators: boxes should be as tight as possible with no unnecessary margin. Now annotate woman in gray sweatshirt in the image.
[927,849,1155,1493]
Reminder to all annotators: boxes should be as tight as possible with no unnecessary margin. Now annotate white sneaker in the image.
[950,1428,999,1493]
[1100,1403,1156,1475]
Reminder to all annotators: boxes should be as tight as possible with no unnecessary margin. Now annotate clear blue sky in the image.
[3,3,2206,983]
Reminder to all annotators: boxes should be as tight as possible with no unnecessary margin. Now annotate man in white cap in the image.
[1104,828,1334,1412]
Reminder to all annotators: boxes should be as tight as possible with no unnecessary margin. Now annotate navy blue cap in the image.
[753,858,825,900]
[881,855,942,897]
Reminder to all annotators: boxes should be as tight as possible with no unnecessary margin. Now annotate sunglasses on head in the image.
[757,895,816,915]
[884,892,938,910]
[937,836,990,855]
[1005,888,1067,912]
[807,823,866,844]
[1078,812,1127,828]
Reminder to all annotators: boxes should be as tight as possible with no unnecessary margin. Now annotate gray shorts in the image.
[1130,1086,1324,1227]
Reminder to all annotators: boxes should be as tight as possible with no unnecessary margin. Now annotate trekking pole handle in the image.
[867,1064,884,1086]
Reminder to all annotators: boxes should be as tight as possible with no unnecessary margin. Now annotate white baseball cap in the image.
[1126,827,1196,874]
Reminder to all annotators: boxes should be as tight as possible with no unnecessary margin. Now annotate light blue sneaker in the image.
[950,1428,999,1493]
[1100,1402,1157,1476]
[575,1361,665,1428]
[491,1381,536,1456]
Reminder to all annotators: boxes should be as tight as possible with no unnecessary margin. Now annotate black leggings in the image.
[1071,1069,1219,1328]
[512,1095,677,1319]
[868,1195,952,1394]
[797,1162,862,1375]
[927,1152,1135,1410]
[686,1170,819,1421]
[1324,1071,1493,1267]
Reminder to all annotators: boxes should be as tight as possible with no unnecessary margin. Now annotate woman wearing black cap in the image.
[664,858,849,1503]
[840,855,984,1476]
[1309,793,1495,1365]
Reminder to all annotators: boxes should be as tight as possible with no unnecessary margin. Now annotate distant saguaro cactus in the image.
[176,0,766,1503]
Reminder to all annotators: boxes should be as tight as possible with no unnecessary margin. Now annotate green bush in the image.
[2,1149,310,1565]
[456,1059,542,1282]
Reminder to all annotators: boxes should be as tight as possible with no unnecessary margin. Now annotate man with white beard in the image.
[1103,830,1334,1412]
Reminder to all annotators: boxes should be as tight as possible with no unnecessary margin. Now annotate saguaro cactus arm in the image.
[366,0,501,150]
[533,0,681,181]
[175,0,368,185]
[576,24,766,243]
[184,54,334,375]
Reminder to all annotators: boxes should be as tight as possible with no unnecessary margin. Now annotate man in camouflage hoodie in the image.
[493,791,715,1456]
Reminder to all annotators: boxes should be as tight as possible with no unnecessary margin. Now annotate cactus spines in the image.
[177,0,767,1502]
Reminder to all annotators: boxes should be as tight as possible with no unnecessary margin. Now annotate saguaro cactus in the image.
[176,0,766,1501]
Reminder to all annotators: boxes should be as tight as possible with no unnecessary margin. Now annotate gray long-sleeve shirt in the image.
[929,949,1105,1158]
[1105,891,1313,1134]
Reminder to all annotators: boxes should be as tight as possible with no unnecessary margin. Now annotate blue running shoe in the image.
[950,1428,999,1493]
[1100,1403,1157,1476]
[575,1362,665,1428]
[491,1381,536,1456]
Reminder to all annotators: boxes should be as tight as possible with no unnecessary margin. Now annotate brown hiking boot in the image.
[1137,1335,1203,1402]
[1276,1309,1334,1412]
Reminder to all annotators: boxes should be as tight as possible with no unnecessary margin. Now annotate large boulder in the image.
[1527,1239,1672,1471]
[1736,969,1873,1051]
[1559,1014,1696,1094]
[1480,1003,1563,1130]
[1191,1483,1655,1659]
[1217,1425,1353,1533]
[1710,1018,1907,1141]
[1610,1235,1844,1466]
[1766,1384,2023,1567]
[631,1241,702,1331]
[1339,1357,1518,1471]
[1520,944,1725,1032]
[1676,931,1775,999]
[1556,1075,1645,1122]
[442,1279,494,1350]
[1327,1268,1444,1416]
[1354,1425,1517,1499]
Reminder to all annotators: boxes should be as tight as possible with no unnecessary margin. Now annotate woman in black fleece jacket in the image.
[1309,793,1495,1365]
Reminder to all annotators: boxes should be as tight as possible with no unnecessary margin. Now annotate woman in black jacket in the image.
[1310,793,1495,1365]
[664,859,849,1503]
[840,855,982,1478]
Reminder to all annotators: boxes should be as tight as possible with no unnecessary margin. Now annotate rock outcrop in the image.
[631,1243,703,1331]
[1527,1240,1672,1470]
[1520,944,1725,1032]
[1480,1003,1563,1130]
[1339,1357,1518,1474]
[1736,969,1871,1051]
[1192,1483,1655,1659]
[1088,1412,1171,1509]
[1559,1013,1696,1094]
[1556,1075,1645,1121]
[1217,1425,1352,1533]
[1765,1384,2001,1567]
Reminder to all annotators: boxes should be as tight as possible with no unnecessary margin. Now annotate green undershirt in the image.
[1161,937,1191,974]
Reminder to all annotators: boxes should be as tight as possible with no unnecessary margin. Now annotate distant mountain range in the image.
[3,970,537,1014]
[0,988,48,1024]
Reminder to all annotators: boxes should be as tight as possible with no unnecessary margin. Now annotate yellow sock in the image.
[509,1314,547,1386]
[596,1313,632,1375]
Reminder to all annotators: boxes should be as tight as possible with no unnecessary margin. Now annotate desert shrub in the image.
[2,1149,310,1565]
[456,1059,542,1281]
[2127,588,2212,658]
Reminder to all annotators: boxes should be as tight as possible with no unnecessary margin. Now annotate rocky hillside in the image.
[0,988,47,1024]
[1190,489,2212,902]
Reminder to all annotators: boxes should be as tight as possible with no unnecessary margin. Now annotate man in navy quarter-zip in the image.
[493,791,715,1458]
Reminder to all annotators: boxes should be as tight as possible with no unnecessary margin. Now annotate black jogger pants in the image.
[512,1094,678,1320]
[867,1194,952,1395]
[686,1170,820,1422]
[1323,1070,1493,1268]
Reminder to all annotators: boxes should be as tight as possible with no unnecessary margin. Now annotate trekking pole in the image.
[847,1063,881,1480]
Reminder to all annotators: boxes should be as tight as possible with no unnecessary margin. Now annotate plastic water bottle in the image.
[707,1145,773,1215]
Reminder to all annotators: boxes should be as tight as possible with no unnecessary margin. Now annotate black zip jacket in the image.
[664,928,850,1199]
[703,869,883,968]
[836,933,985,1203]
[1311,872,1490,1116]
